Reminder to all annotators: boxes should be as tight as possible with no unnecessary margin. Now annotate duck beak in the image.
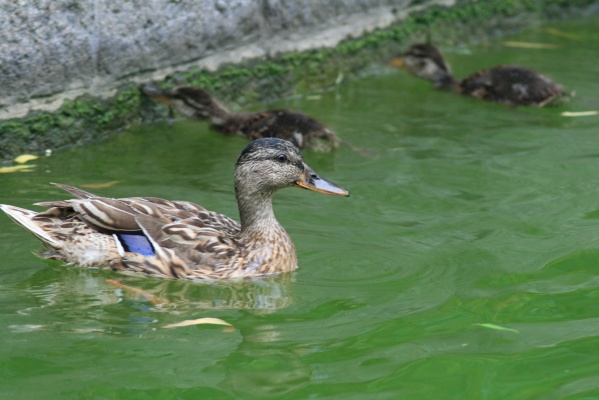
[389,57,405,69]
[295,164,349,197]
[140,86,173,106]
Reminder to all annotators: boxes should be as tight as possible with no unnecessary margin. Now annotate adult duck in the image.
[1,138,349,280]
[141,85,340,152]
[390,43,569,107]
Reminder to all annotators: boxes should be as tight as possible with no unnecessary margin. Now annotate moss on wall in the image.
[0,0,596,161]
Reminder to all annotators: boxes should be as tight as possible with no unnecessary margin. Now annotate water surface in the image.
[2,17,599,399]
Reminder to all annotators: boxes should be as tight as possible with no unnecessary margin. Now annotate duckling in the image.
[390,43,569,107]
[141,86,340,152]
[1,138,349,280]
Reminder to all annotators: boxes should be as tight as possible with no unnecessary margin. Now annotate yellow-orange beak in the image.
[140,86,174,106]
[389,57,405,69]
[295,164,349,197]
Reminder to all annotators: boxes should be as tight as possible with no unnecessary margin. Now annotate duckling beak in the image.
[389,57,405,69]
[295,165,349,197]
[140,86,173,106]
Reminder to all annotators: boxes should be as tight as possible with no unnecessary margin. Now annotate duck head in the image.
[235,138,349,198]
[141,85,230,122]
[171,87,230,121]
[390,43,456,89]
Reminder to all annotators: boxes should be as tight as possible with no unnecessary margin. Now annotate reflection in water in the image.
[131,274,296,313]
[10,265,311,397]
[219,316,312,398]
[9,265,295,335]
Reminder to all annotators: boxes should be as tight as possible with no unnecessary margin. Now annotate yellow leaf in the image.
[0,165,36,174]
[81,180,124,189]
[106,279,168,305]
[14,154,39,164]
[561,111,599,117]
[540,28,581,40]
[502,41,559,49]
[163,318,234,329]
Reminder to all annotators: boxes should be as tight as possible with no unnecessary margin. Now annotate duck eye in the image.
[276,153,287,162]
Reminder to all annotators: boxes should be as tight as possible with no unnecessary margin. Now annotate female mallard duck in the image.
[141,85,340,152]
[1,138,349,280]
[390,43,569,107]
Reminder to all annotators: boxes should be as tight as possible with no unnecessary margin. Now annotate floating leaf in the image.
[476,323,519,334]
[14,154,39,164]
[502,41,559,49]
[0,165,36,174]
[561,111,599,117]
[9,324,45,333]
[106,279,168,304]
[163,318,234,330]
[540,28,581,40]
[81,180,124,189]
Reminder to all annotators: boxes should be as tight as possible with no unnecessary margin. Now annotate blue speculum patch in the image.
[117,233,155,256]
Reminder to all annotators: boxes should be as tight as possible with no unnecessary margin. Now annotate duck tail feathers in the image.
[0,204,61,248]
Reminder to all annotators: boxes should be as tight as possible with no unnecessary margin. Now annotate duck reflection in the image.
[12,264,295,333]
[14,265,311,397]
[128,274,296,313]
[218,315,313,398]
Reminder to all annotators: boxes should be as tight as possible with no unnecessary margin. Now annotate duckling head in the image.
[173,87,230,121]
[391,43,455,89]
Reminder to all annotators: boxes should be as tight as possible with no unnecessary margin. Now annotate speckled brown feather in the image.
[141,86,339,151]
[1,204,125,269]
[1,188,291,280]
[456,66,564,107]
[1,139,349,280]
[239,109,338,151]
[394,43,570,107]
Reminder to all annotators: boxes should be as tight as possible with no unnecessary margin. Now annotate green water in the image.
[2,17,599,399]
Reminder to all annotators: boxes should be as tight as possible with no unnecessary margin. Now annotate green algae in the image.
[0,87,143,161]
[0,0,596,161]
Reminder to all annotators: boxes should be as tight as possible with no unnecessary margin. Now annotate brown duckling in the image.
[390,43,569,107]
[141,86,340,152]
[1,138,349,280]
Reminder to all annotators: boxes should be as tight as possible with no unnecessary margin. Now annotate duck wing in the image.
[27,184,244,278]
[127,212,243,279]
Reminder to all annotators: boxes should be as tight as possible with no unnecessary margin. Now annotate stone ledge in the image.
[1,0,597,161]
[0,0,453,120]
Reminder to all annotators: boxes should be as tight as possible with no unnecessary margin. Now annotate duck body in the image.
[1,139,349,280]
[141,86,339,152]
[391,43,569,107]
[457,65,564,107]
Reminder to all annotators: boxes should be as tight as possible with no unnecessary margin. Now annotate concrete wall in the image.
[1,0,597,161]
[0,0,453,120]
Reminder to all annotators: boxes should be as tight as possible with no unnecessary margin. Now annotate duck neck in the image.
[204,102,234,128]
[235,185,282,237]
[234,183,298,274]
[434,72,458,90]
